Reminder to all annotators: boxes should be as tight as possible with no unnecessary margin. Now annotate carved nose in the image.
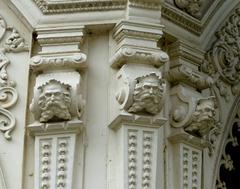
[149,88,153,94]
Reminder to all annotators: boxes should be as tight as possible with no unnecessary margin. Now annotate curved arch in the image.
[211,96,240,189]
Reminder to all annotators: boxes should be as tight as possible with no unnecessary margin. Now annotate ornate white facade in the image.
[0,0,239,189]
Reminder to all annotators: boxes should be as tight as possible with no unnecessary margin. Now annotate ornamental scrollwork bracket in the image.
[0,51,18,140]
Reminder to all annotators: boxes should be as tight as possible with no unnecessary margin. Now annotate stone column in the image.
[28,26,86,189]
[108,1,169,189]
[165,41,219,189]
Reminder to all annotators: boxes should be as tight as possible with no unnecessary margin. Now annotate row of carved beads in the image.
[142,132,153,189]
[57,140,68,189]
[192,151,199,189]
[41,142,51,189]
[128,131,137,189]
[183,147,189,189]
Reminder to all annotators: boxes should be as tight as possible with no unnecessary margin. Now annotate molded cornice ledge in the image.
[31,26,87,72]
[110,20,169,68]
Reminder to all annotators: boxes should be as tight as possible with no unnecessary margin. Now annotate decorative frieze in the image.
[174,0,202,18]
[128,0,161,10]
[33,0,126,14]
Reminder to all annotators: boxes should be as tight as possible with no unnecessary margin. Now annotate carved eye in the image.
[45,92,51,97]
[54,92,61,96]
[143,85,151,89]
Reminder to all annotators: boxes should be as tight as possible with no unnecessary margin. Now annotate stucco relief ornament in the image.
[128,73,165,115]
[174,0,202,17]
[0,16,6,41]
[4,28,28,53]
[0,51,18,140]
[184,96,217,137]
[202,8,240,94]
[37,79,72,123]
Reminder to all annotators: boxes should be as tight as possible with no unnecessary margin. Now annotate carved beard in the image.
[38,94,71,122]
[185,111,215,137]
[129,87,162,115]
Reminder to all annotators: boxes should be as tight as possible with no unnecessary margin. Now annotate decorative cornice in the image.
[162,0,226,36]
[28,120,84,135]
[113,20,164,43]
[35,26,85,45]
[30,53,87,72]
[110,47,169,68]
[168,41,205,66]
[128,0,161,10]
[108,113,167,130]
[33,0,127,14]
[162,3,202,35]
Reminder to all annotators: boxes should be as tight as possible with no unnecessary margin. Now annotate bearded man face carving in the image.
[38,80,72,123]
[128,73,165,115]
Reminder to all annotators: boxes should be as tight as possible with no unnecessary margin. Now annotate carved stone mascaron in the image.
[30,71,84,123]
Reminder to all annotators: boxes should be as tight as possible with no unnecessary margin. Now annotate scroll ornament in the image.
[0,51,18,140]
[202,8,240,95]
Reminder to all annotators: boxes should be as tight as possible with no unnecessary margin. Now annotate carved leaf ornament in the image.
[203,8,240,86]
[0,51,18,140]
[0,15,24,140]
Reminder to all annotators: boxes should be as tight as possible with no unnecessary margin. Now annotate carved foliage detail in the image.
[174,0,202,17]
[0,52,18,140]
[203,8,240,89]
[4,29,28,53]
